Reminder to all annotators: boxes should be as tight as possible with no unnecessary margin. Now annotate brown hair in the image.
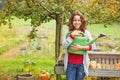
[67,11,87,32]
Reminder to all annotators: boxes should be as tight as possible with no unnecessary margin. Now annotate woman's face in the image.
[73,15,81,30]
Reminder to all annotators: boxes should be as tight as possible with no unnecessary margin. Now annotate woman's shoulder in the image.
[84,30,91,34]
[84,30,92,40]
[64,30,69,34]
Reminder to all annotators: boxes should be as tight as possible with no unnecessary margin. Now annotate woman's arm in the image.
[70,44,92,51]
[62,31,74,49]
[70,30,95,51]
[62,30,83,49]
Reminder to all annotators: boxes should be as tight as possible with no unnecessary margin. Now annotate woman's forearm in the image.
[79,45,92,51]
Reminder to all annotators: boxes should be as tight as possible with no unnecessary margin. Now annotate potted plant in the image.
[15,60,36,80]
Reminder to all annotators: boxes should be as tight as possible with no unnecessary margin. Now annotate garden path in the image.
[0,27,32,58]
[0,42,28,58]
[0,27,46,59]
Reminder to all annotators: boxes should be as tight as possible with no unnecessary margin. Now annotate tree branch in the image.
[39,3,52,14]
[25,0,31,8]
[39,2,56,19]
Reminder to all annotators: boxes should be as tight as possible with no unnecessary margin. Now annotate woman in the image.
[62,11,96,80]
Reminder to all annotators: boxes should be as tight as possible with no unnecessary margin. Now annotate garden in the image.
[0,18,120,80]
[0,0,120,80]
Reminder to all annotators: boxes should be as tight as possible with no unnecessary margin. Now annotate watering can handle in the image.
[78,32,84,37]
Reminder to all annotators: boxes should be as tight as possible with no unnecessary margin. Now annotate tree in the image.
[0,0,82,61]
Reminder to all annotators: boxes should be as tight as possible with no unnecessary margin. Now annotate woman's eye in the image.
[73,20,76,21]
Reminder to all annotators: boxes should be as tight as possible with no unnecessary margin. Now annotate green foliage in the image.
[0,45,8,55]
[27,27,38,40]
[79,0,120,24]
[0,52,55,76]
[0,0,83,40]
[23,59,36,74]
[0,0,120,31]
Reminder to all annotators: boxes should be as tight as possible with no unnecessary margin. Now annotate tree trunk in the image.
[55,14,63,62]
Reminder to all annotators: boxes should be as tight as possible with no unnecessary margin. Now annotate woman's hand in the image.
[70,44,90,51]
[70,44,83,51]
[71,30,83,36]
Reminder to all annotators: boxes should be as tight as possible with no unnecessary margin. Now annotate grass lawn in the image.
[88,23,120,38]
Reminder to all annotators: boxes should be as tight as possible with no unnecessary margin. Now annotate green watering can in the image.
[66,31,106,54]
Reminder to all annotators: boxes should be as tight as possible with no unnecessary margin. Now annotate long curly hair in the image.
[67,11,87,32]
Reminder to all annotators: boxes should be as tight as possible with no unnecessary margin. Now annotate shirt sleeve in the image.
[62,30,74,49]
[88,45,92,50]
[69,34,74,39]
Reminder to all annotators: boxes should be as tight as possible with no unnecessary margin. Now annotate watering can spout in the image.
[98,33,106,38]
[87,37,98,45]
[87,33,106,45]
